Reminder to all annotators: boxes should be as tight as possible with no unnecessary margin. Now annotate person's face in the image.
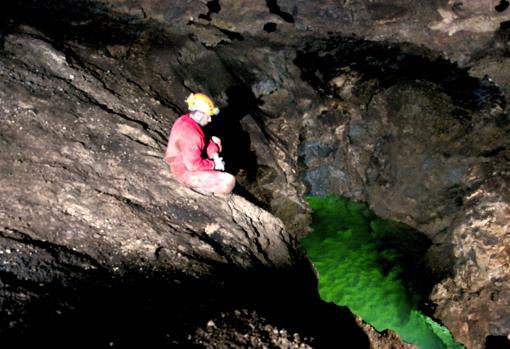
[193,111,212,126]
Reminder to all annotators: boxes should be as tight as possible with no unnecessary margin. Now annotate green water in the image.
[299,195,463,349]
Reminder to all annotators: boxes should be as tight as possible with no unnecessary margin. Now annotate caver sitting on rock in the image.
[164,92,236,195]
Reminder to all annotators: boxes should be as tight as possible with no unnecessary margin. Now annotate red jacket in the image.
[164,114,220,179]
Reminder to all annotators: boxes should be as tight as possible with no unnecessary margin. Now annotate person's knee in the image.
[227,174,236,191]
[220,173,235,194]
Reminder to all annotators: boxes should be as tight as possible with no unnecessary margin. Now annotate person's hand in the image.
[212,153,225,171]
[211,136,222,152]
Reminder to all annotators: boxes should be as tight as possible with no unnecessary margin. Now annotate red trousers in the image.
[178,170,236,194]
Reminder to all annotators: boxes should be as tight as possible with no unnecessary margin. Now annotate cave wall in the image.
[0,8,316,347]
[294,37,510,349]
[1,1,510,348]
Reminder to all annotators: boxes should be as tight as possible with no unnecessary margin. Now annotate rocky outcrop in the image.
[430,177,510,349]
[2,1,510,348]
[355,317,418,349]
[295,37,510,349]
[0,8,393,349]
[0,27,308,346]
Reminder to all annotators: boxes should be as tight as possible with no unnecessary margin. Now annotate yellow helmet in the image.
[185,92,219,116]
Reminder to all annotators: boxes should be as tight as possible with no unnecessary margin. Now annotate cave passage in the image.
[299,195,464,349]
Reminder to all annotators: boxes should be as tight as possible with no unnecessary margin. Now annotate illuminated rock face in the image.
[0,25,317,348]
[1,1,510,348]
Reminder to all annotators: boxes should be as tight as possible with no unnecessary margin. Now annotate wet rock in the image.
[355,316,418,349]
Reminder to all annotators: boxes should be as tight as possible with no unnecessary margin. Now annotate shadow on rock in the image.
[0,239,370,349]
[205,86,271,209]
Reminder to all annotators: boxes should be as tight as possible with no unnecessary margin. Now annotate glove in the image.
[212,153,225,171]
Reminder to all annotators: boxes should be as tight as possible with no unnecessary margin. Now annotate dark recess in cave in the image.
[295,36,505,111]
[0,237,371,349]
[485,335,510,349]
[199,0,221,21]
[496,0,509,12]
[451,2,463,14]
[369,220,439,315]
[265,0,295,23]
[501,20,510,30]
[218,27,244,41]
[0,0,148,47]
[206,86,260,177]
[206,0,221,14]
[264,22,277,33]
[205,86,270,207]
[496,20,510,55]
